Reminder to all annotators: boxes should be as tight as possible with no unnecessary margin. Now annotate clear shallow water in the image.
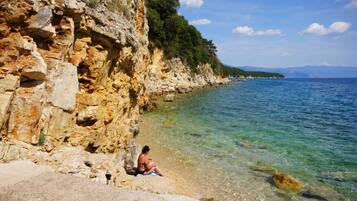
[141,79,357,200]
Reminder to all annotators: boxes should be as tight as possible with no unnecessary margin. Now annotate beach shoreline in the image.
[136,118,210,199]
[136,89,250,201]
[135,79,353,201]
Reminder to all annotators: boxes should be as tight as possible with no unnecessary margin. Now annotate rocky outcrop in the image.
[0,0,230,199]
[272,173,304,192]
[0,0,230,156]
[0,0,229,154]
[143,49,230,96]
[0,0,149,153]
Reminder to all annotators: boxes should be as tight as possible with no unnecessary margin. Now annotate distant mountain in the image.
[238,66,357,78]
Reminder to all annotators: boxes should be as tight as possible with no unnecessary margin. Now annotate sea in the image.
[138,78,357,201]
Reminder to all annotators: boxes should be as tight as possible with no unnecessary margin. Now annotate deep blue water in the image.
[143,78,357,200]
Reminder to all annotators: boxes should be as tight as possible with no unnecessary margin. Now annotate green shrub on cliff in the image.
[146,0,283,78]
[146,0,221,72]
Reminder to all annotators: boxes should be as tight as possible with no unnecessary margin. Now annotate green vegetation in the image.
[222,66,284,78]
[87,0,100,8]
[145,0,282,78]
[38,129,46,146]
[146,0,221,72]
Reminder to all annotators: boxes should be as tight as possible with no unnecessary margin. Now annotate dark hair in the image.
[142,145,150,154]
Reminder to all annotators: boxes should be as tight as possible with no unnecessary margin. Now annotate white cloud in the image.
[232,26,282,36]
[345,0,357,10]
[255,29,282,36]
[303,23,328,35]
[281,52,291,57]
[322,61,330,66]
[329,22,351,33]
[180,0,204,8]
[303,22,352,35]
[233,26,254,36]
[190,19,211,25]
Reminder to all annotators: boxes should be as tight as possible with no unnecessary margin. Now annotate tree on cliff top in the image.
[146,0,221,73]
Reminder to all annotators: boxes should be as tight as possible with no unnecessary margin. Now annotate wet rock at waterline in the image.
[272,173,304,192]
[163,94,175,102]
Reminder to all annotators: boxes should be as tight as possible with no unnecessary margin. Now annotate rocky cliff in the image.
[0,0,229,156]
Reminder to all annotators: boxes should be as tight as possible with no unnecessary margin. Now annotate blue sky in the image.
[178,0,357,68]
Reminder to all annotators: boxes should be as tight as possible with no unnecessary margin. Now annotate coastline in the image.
[136,108,258,201]
[135,80,351,201]
[136,85,248,201]
[136,117,212,199]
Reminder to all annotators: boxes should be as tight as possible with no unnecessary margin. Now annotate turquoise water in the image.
[142,78,357,200]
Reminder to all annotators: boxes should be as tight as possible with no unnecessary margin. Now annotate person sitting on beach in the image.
[137,145,163,176]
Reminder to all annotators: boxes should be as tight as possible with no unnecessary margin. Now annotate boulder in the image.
[17,36,47,81]
[63,0,85,14]
[0,33,47,80]
[8,81,45,144]
[0,75,19,129]
[272,173,304,192]
[124,144,141,171]
[77,106,98,123]
[0,93,13,129]
[48,60,79,111]
[163,94,175,102]
[26,6,56,38]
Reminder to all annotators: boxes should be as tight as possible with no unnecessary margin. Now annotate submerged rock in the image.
[272,173,304,192]
[199,198,214,201]
[235,140,253,148]
[163,93,175,102]
[301,191,328,201]
[250,163,278,175]
[257,145,267,149]
[320,171,357,183]
[302,184,346,201]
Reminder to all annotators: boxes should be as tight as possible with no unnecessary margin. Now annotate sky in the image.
[178,0,357,68]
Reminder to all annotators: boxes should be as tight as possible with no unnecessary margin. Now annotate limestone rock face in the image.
[0,1,230,199]
[142,49,230,96]
[48,60,78,111]
[17,36,48,81]
[8,82,45,145]
[0,0,229,155]
[25,6,56,39]
[0,0,149,152]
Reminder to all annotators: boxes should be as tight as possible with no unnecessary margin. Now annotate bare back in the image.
[138,154,146,172]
